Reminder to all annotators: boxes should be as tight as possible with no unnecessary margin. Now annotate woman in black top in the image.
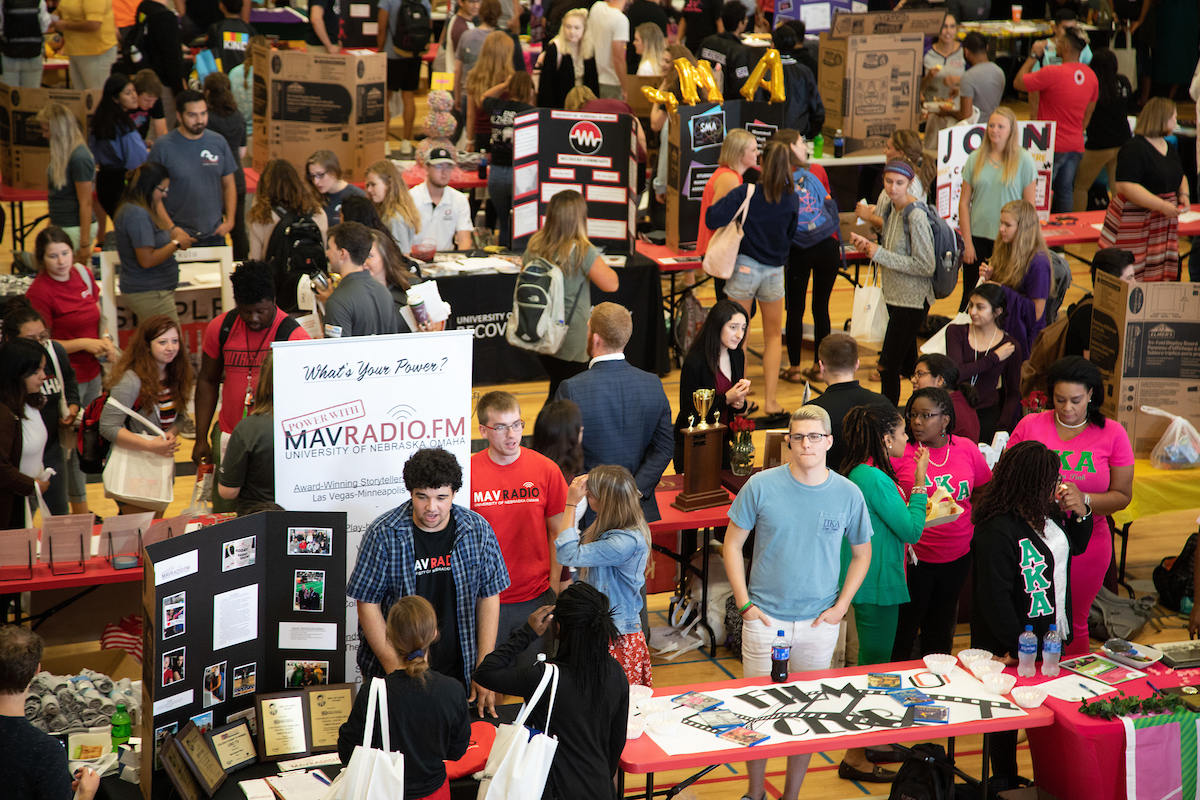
[1098,97,1190,281]
[673,299,750,471]
[536,8,599,109]
[1072,48,1133,212]
[337,596,471,800]
[474,583,629,800]
[482,71,536,248]
[203,73,249,261]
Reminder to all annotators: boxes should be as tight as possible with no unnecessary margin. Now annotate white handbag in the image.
[702,184,754,280]
[476,663,560,800]
[101,397,174,511]
[322,677,405,800]
[849,266,889,347]
[919,312,971,355]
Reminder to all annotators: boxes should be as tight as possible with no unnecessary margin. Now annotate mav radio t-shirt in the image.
[413,515,463,684]
[470,448,568,603]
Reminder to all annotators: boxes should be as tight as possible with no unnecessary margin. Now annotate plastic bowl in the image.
[970,659,1005,680]
[982,673,1018,696]
[923,653,956,676]
[629,685,654,707]
[645,712,679,736]
[1011,686,1048,708]
[957,649,993,669]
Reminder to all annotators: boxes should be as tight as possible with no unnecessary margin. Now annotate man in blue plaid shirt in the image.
[347,448,510,716]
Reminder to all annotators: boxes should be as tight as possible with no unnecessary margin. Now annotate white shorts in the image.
[741,609,840,679]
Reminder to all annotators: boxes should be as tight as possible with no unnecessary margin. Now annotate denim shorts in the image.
[724,253,785,303]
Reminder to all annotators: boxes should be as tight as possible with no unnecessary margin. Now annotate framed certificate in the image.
[304,683,356,752]
[256,691,309,761]
[174,721,227,796]
[160,735,205,800]
[205,718,258,773]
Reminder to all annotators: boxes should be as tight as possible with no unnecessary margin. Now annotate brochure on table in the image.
[141,511,347,800]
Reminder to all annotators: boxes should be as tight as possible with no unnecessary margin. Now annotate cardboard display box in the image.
[41,647,142,683]
[0,84,101,189]
[250,44,387,181]
[1090,272,1200,458]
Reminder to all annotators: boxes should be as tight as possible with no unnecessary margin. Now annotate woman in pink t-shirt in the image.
[891,387,992,659]
[1008,356,1134,656]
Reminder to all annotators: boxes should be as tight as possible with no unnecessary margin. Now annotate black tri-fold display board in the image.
[140,511,347,800]
[510,108,638,254]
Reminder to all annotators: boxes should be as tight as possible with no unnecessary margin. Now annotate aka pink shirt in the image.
[892,435,992,563]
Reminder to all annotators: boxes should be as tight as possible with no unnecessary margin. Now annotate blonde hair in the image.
[991,199,1053,294]
[551,8,594,84]
[791,404,832,435]
[971,107,1022,184]
[635,22,665,76]
[564,85,597,110]
[365,160,421,235]
[466,31,514,103]
[35,104,87,190]
[579,465,651,582]
[890,129,935,192]
[718,129,756,170]
[1134,97,1176,137]
[385,596,439,685]
[588,302,632,351]
[525,190,591,274]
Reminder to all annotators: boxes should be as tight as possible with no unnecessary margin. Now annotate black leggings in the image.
[785,237,840,366]
[879,302,929,406]
[891,552,971,660]
[960,236,995,312]
[976,403,1002,447]
[96,167,126,219]
[537,355,588,402]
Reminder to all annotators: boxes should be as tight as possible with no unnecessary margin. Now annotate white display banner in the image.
[936,120,1056,228]
[272,330,475,682]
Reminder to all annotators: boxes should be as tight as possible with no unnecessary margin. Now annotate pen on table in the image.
[311,771,331,786]
[1147,681,1161,695]
[1079,682,1101,697]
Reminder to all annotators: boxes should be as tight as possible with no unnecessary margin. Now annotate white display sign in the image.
[272,331,475,682]
[936,120,1056,228]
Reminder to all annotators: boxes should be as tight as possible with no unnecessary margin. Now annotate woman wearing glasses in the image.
[114,163,194,324]
[911,354,980,444]
[890,387,992,660]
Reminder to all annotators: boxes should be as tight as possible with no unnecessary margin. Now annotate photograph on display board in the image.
[222,535,257,571]
[227,706,257,736]
[293,570,325,612]
[690,109,726,151]
[203,661,227,708]
[163,592,186,639]
[285,659,329,687]
[190,710,214,735]
[286,528,332,556]
[163,646,186,687]
[233,662,257,697]
[154,721,179,770]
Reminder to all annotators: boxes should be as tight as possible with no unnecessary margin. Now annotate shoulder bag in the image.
[102,397,174,511]
[702,184,754,280]
[476,662,560,800]
[322,677,405,800]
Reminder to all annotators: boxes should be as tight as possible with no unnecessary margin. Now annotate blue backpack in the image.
[791,168,840,249]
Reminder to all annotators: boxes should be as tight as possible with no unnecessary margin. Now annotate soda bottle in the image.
[1017,625,1038,677]
[477,152,489,180]
[833,129,845,158]
[111,703,131,749]
[1042,624,1062,677]
[771,631,790,683]
[812,134,824,159]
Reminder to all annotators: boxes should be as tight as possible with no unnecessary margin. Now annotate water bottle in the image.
[111,703,131,749]
[812,133,824,159]
[1017,625,1038,677]
[770,630,790,683]
[1042,624,1062,677]
[833,129,845,158]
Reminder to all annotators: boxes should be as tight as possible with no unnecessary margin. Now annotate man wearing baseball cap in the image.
[410,147,474,252]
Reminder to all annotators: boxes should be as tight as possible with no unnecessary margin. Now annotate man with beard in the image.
[146,89,237,248]
[410,147,473,251]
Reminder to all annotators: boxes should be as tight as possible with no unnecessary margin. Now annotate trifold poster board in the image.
[935,121,1055,226]
[141,511,347,800]
[510,108,638,254]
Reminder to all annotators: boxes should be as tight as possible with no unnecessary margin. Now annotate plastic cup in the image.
[412,241,438,262]
[1012,4,1022,20]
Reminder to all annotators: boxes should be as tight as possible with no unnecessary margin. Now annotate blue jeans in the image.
[488,165,514,247]
[1052,151,1083,214]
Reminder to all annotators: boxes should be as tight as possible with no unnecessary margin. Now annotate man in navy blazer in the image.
[555,303,674,523]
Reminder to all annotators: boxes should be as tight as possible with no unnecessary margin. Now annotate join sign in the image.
[936,120,1056,228]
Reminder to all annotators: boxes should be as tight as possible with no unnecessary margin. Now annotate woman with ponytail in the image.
[475,583,630,799]
[337,595,470,800]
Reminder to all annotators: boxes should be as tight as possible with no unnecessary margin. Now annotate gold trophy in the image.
[672,389,729,511]
[692,389,714,429]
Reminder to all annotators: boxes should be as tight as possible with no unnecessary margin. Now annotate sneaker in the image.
[398,140,415,158]
[179,416,197,440]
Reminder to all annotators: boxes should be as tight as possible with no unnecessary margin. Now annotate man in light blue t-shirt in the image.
[723,405,872,800]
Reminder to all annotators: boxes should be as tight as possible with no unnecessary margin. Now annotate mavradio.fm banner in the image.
[272,330,475,680]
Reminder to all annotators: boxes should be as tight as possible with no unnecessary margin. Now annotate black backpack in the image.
[889,743,972,800]
[121,10,150,65]
[266,206,327,313]
[1154,532,1198,611]
[390,0,433,57]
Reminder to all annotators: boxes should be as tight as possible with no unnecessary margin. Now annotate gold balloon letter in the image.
[673,57,724,105]
[641,85,678,114]
[740,48,786,103]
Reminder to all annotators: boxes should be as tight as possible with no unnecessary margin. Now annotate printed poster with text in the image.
[936,120,1056,227]
[272,330,475,681]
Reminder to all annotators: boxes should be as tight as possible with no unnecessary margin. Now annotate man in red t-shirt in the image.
[192,260,310,510]
[469,391,568,666]
[1016,27,1097,214]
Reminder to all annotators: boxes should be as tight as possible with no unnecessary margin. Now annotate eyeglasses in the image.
[309,171,327,180]
[155,185,169,196]
[788,433,830,444]
[913,369,932,380]
[905,411,944,421]
[24,332,51,344]
[482,420,525,434]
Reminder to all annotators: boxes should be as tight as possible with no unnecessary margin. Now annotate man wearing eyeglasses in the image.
[723,405,873,800]
[469,391,568,666]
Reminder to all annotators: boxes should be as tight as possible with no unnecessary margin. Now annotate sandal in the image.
[779,366,806,383]
[799,366,823,383]
[740,401,759,417]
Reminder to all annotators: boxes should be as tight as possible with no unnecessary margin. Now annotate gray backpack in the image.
[505,256,587,354]
[1088,586,1157,642]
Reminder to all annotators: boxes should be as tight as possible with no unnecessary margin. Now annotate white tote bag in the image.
[322,677,405,800]
[849,266,889,347]
[476,663,559,800]
[101,398,174,510]
[919,312,972,355]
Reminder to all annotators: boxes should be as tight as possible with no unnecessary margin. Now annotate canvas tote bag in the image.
[702,185,754,280]
[849,265,889,347]
[477,662,560,800]
[101,397,174,510]
[322,677,405,800]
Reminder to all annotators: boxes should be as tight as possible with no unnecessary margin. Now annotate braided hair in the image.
[839,405,905,481]
[971,441,1062,532]
[550,583,619,706]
